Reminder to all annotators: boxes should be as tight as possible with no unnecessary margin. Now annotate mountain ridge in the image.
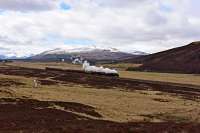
[29,47,147,62]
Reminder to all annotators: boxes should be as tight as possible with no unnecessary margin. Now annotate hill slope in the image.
[133,41,200,74]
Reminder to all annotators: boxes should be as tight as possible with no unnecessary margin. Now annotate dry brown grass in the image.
[120,71,200,86]
[5,61,80,70]
[102,63,142,70]
[0,73,199,123]
[0,62,200,123]
[6,62,200,86]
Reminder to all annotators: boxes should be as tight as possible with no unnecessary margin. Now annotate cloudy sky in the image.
[0,0,199,57]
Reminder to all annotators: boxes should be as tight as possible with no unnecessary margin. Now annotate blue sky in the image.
[0,0,199,57]
[60,1,71,11]
[159,3,173,12]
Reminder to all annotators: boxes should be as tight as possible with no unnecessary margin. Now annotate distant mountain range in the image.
[29,47,147,62]
[128,41,200,74]
[0,55,6,59]
[0,55,29,60]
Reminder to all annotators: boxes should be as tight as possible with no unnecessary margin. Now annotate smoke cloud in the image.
[72,58,82,64]
[82,61,118,74]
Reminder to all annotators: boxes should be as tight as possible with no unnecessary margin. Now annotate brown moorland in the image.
[127,41,200,74]
[0,63,199,132]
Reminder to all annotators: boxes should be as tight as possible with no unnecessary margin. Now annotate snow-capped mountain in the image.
[39,47,121,55]
[30,47,146,62]
[40,47,97,55]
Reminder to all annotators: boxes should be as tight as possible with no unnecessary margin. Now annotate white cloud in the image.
[0,0,58,12]
[0,0,200,57]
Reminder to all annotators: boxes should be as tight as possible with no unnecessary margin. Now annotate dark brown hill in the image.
[132,41,200,74]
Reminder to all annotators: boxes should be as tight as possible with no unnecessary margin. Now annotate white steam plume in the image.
[82,61,118,74]
[72,58,82,64]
